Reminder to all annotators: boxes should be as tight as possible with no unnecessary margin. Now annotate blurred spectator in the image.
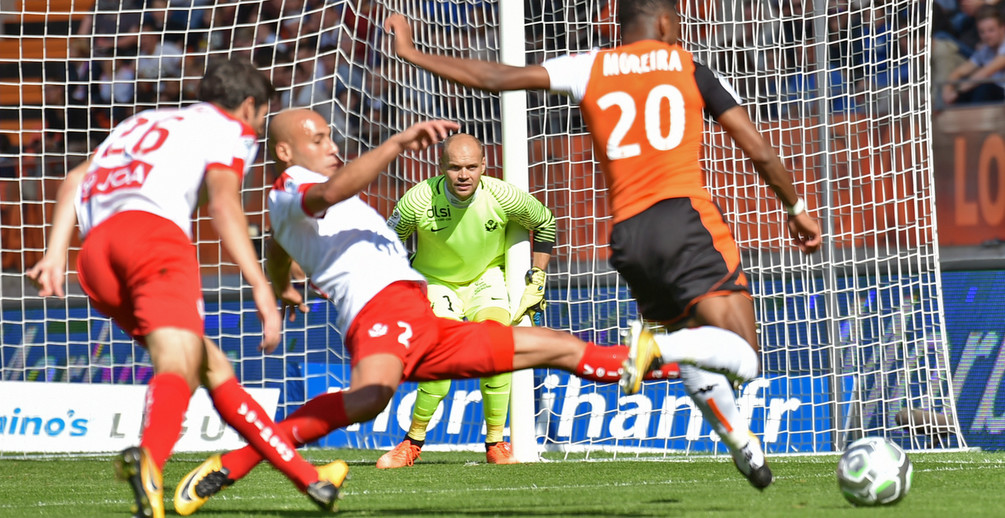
[65,37,97,151]
[943,5,1005,105]
[180,53,207,102]
[135,22,184,81]
[0,134,15,178]
[96,56,136,124]
[143,0,187,46]
[285,44,329,108]
[76,0,143,56]
[42,84,68,153]
[778,0,813,72]
[950,0,994,54]
[190,0,239,52]
[933,5,971,110]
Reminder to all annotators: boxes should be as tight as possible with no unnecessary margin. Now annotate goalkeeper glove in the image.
[512,267,547,326]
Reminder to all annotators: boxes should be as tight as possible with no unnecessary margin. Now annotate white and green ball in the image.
[836,436,913,506]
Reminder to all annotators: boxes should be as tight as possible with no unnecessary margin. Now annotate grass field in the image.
[1,449,1003,517]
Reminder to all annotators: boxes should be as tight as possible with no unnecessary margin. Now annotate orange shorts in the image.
[77,211,204,343]
[344,281,515,382]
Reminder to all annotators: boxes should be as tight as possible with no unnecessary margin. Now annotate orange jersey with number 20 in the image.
[578,40,709,224]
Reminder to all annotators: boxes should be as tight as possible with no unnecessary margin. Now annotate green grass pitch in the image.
[1,449,1003,517]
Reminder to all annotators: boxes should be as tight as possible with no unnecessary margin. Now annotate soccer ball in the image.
[836,437,913,506]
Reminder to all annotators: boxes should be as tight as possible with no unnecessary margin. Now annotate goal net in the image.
[0,0,965,456]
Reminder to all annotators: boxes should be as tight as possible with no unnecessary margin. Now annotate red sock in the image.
[139,373,191,470]
[211,378,317,491]
[222,391,350,481]
[575,343,627,383]
[646,362,680,380]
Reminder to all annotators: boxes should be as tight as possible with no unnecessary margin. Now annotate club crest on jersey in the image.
[484,219,499,232]
[368,323,389,338]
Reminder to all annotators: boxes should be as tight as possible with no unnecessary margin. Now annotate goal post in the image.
[0,0,966,455]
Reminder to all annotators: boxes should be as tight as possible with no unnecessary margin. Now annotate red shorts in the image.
[344,281,515,382]
[76,211,204,343]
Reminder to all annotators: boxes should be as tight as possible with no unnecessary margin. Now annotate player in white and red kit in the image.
[27,59,346,518]
[384,0,822,490]
[173,108,682,514]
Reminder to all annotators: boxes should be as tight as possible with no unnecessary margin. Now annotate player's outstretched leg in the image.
[173,454,233,516]
[620,321,758,394]
[306,460,350,511]
[114,446,164,518]
[620,320,663,395]
[174,455,349,514]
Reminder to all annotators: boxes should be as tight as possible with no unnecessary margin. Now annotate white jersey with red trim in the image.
[76,102,258,239]
[268,165,426,335]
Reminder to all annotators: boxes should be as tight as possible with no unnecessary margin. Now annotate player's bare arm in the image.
[205,166,282,352]
[303,119,459,213]
[384,13,550,92]
[717,106,822,254]
[26,158,91,297]
[264,237,309,322]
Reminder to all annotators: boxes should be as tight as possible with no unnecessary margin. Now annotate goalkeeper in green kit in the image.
[378,132,555,467]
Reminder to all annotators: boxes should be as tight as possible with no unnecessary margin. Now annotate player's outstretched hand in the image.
[787,212,822,254]
[252,283,282,353]
[396,120,460,152]
[26,255,66,298]
[277,283,309,323]
[384,13,416,60]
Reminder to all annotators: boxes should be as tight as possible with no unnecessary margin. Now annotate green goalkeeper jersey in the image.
[388,175,556,285]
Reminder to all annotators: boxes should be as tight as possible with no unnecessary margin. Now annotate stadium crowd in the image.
[2,0,999,273]
[28,0,1005,160]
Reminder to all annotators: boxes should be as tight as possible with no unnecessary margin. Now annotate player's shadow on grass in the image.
[330,507,669,516]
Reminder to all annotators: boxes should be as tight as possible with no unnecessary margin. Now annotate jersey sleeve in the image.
[203,118,259,178]
[271,170,326,222]
[487,179,556,254]
[694,61,743,119]
[541,51,598,103]
[387,181,428,242]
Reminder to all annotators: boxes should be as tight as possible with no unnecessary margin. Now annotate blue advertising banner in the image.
[941,271,1005,451]
[2,270,1001,450]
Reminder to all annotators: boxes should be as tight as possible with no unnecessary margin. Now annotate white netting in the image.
[0,0,963,454]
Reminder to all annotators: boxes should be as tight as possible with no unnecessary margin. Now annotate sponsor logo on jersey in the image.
[80,160,153,201]
[484,220,499,232]
[368,323,389,338]
[387,210,401,229]
[426,205,451,220]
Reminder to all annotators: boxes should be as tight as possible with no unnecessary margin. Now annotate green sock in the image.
[407,379,451,442]
[480,372,512,444]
